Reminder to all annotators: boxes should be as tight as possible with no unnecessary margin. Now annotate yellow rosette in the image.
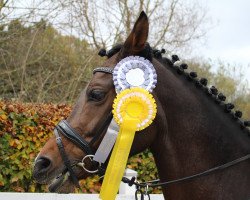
[100,88,157,200]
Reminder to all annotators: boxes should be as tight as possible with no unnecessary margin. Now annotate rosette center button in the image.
[126,102,143,118]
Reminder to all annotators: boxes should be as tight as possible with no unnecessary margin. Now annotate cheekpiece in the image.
[113,56,157,93]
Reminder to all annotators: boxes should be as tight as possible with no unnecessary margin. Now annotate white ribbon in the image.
[113,56,157,93]
[93,119,119,164]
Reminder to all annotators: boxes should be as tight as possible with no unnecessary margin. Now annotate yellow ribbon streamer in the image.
[99,88,157,200]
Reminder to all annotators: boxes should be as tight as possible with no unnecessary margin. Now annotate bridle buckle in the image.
[77,155,101,174]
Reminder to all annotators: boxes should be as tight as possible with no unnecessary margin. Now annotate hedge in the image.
[0,100,161,193]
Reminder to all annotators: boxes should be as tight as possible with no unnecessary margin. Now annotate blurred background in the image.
[0,0,250,193]
[0,0,249,113]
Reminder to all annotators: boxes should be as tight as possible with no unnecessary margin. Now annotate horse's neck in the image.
[151,61,250,199]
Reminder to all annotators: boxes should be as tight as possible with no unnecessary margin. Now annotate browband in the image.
[93,67,113,74]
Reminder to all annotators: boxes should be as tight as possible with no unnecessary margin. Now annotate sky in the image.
[8,0,250,84]
[194,0,250,82]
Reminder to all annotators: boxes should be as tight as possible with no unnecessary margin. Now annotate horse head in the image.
[32,11,162,193]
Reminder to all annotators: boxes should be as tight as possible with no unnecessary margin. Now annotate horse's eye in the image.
[88,90,106,102]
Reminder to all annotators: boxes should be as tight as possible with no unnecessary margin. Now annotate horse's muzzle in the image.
[33,156,52,184]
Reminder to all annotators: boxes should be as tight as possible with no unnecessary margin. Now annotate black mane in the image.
[99,43,153,61]
[98,45,250,135]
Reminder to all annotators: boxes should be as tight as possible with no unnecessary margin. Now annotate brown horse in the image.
[33,12,250,199]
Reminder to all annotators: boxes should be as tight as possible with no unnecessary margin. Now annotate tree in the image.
[51,0,208,54]
[0,20,101,103]
[0,0,10,21]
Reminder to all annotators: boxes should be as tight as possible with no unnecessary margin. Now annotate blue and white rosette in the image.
[113,56,157,93]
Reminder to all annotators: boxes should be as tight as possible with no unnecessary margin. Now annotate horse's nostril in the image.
[34,157,52,173]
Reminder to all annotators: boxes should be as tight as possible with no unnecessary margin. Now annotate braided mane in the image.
[98,45,250,136]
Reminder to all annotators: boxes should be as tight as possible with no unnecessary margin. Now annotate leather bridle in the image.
[53,67,113,188]
[53,66,250,197]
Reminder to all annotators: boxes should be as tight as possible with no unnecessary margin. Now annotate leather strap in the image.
[57,120,93,155]
[53,112,113,188]
[53,67,115,188]
[93,67,113,74]
[54,129,80,188]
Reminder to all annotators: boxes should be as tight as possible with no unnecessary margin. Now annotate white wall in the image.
[0,193,164,200]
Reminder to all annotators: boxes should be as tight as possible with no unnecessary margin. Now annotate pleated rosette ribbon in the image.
[100,88,157,200]
[113,56,157,93]
[99,56,157,200]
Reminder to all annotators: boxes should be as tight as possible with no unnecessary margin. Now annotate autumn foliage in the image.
[0,100,160,193]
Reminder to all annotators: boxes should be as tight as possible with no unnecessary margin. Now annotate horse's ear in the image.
[122,11,149,56]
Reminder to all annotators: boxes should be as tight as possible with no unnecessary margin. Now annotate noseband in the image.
[54,67,113,188]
